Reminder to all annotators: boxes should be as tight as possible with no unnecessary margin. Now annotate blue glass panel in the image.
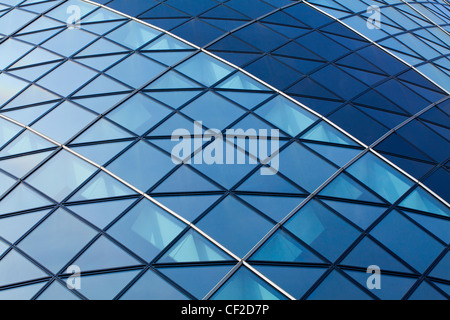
[26,150,97,202]
[254,265,327,299]
[301,121,357,146]
[342,237,412,273]
[0,249,47,287]
[404,211,450,243]
[78,269,140,300]
[42,28,98,57]
[37,281,80,300]
[429,252,449,281]
[0,73,28,106]
[71,141,131,166]
[158,229,232,263]
[238,195,303,223]
[159,265,233,299]
[307,270,372,300]
[322,200,386,230]
[217,72,269,91]
[256,96,317,137]
[106,20,161,49]
[0,171,16,197]
[73,118,132,143]
[0,183,52,216]
[69,198,136,229]
[304,143,361,167]
[106,53,166,88]
[120,269,187,300]
[196,196,274,257]
[153,195,221,222]
[0,282,46,300]
[370,211,444,273]
[345,270,416,300]
[285,200,360,262]
[0,130,54,157]
[212,266,287,300]
[408,282,446,300]
[250,229,323,263]
[72,236,140,272]
[176,52,234,87]
[18,208,97,273]
[0,209,48,243]
[108,199,186,261]
[107,141,175,191]
[108,93,171,135]
[400,187,449,217]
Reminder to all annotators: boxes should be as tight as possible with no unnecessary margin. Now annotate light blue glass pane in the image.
[347,153,414,204]
[107,141,174,191]
[37,61,96,97]
[237,169,301,193]
[196,196,274,257]
[212,267,287,300]
[153,195,221,222]
[31,102,96,143]
[217,72,269,91]
[370,211,444,273]
[37,281,80,300]
[409,282,446,300]
[254,265,327,299]
[26,150,97,202]
[304,143,361,167]
[279,143,337,192]
[78,269,140,300]
[0,282,46,300]
[345,270,416,300]
[0,183,52,216]
[108,93,171,135]
[307,270,372,300]
[256,96,317,137]
[69,171,136,201]
[108,199,186,261]
[75,94,128,114]
[319,173,384,203]
[404,211,450,243]
[158,229,232,263]
[73,236,140,272]
[2,84,58,109]
[1,103,54,126]
[143,34,193,50]
[181,91,245,130]
[0,118,22,148]
[106,20,161,49]
[146,70,201,90]
[239,195,303,223]
[342,237,412,273]
[106,53,166,88]
[159,265,233,299]
[46,0,96,22]
[250,229,323,263]
[120,269,187,300]
[301,121,358,145]
[0,171,16,197]
[176,52,234,87]
[0,38,32,69]
[42,28,98,57]
[0,130,54,157]
[18,208,97,273]
[323,200,386,230]
[0,8,36,36]
[0,209,48,243]
[285,200,360,261]
[400,187,449,217]
[0,249,47,287]
[71,141,131,166]
[0,73,28,106]
[69,198,136,229]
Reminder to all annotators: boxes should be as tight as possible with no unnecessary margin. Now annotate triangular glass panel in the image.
[301,121,358,145]
[0,249,47,287]
[68,198,136,229]
[146,70,201,89]
[217,72,269,91]
[400,186,449,217]
[73,118,132,143]
[74,94,128,114]
[75,75,130,96]
[0,183,52,216]
[69,171,137,202]
[250,229,323,263]
[71,141,131,166]
[212,266,287,300]
[0,130,54,157]
[158,264,234,300]
[72,236,140,272]
[403,210,450,243]
[304,143,361,167]
[0,282,47,300]
[37,281,80,300]
[0,209,48,243]
[238,195,303,223]
[158,229,232,263]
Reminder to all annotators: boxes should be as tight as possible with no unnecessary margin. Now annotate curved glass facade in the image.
[0,0,448,300]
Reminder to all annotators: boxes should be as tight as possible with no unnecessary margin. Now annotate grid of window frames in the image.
[94,0,450,204]
[0,0,448,300]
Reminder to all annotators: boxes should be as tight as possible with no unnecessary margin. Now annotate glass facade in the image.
[0,0,448,300]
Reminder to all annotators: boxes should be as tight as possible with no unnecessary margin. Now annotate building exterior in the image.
[0,0,448,300]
